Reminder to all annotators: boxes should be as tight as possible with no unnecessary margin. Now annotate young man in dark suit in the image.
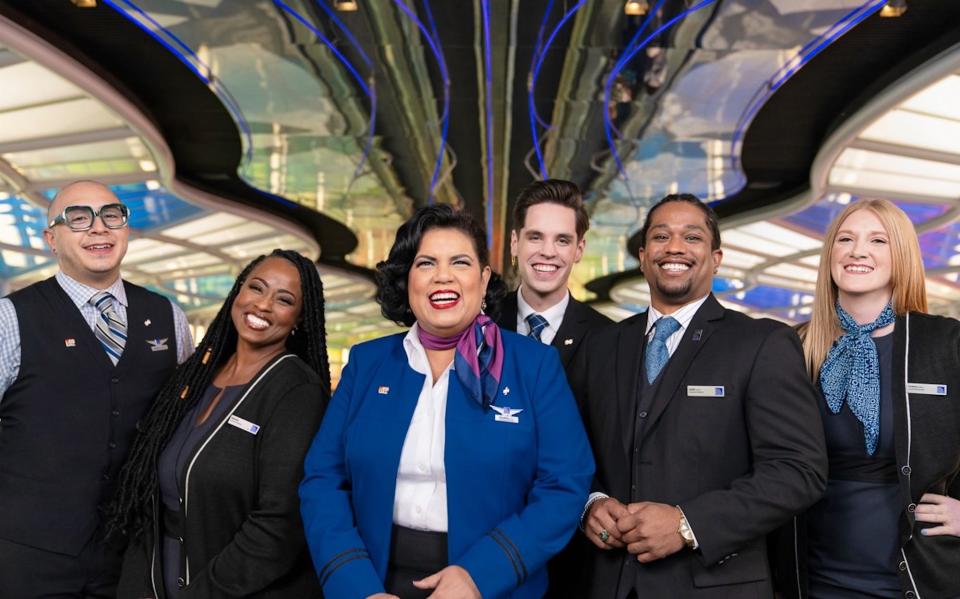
[497,179,611,598]
[498,179,611,369]
[571,194,827,599]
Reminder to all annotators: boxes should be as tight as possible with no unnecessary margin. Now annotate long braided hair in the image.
[105,249,331,539]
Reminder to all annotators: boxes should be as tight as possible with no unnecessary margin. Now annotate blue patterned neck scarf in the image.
[819,302,896,455]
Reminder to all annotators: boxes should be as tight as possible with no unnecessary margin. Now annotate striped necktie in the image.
[90,291,127,365]
[525,313,548,342]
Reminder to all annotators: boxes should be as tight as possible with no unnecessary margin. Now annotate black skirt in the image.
[384,525,448,599]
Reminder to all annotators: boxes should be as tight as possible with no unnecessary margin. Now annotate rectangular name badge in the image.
[906,383,947,396]
[687,385,725,398]
[228,414,261,435]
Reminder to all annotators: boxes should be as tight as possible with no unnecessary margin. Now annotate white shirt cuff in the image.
[580,492,609,530]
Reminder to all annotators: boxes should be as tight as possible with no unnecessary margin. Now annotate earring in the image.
[290,327,297,336]
[511,255,517,268]
[481,299,487,312]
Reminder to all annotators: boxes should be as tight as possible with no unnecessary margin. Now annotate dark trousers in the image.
[0,535,123,599]
[384,525,448,599]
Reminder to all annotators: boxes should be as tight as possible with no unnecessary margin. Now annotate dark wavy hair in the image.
[638,193,722,251]
[376,204,507,326]
[105,249,331,539]
[512,178,589,239]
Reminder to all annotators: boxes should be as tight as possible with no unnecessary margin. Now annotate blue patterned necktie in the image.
[90,291,127,365]
[645,316,680,383]
[526,313,548,342]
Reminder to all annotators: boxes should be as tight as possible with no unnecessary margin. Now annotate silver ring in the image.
[599,529,610,543]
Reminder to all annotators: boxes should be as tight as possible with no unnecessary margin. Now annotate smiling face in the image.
[408,227,491,337]
[510,202,585,309]
[830,208,893,305]
[231,257,303,352]
[43,181,129,289]
[639,201,722,312]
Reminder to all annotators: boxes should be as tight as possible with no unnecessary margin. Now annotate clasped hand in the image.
[367,565,480,599]
[583,497,685,562]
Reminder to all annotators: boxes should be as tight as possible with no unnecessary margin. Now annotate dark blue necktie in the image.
[645,316,680,383]
[525,313,548,342]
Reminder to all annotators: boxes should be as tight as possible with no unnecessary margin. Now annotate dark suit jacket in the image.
[498,290,612,598]
[497,290,612,371]
[117,354,327,599]
[773,312,960,599]
[570,295,827,599]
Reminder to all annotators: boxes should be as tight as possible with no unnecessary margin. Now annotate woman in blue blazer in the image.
[300,205,594,599]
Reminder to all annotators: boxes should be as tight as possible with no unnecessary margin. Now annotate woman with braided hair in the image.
[110,249,331,598]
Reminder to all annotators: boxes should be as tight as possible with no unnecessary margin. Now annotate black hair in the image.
[376,204,507,326]
[105,249,331,539]
[512,179,590,239]
[638,193,722,251]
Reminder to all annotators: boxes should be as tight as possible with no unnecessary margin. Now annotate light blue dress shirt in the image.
[0,271,194,403]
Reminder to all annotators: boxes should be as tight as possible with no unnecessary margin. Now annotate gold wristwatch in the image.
[676,506,696,549]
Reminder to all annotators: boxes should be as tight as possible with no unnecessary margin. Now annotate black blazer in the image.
[497,290,611,599]
[773,312,960,599]
[570,295,827,598]
[497,290,612,371]
[117,354,328,599]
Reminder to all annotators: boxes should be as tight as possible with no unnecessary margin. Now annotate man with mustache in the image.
[0,180,192,597]
[571,194,827,598]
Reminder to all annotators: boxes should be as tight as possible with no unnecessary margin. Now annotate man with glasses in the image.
[0,180,193,598]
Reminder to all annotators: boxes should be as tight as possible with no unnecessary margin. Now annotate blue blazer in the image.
[300,329,594,599]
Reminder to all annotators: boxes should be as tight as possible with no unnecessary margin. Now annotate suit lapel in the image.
[642,296,725,439]
[551,299,587,368]
[498,291,519,333]
[617,313,648,456]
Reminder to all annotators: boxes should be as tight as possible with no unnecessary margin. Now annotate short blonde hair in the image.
[801,199,927,379]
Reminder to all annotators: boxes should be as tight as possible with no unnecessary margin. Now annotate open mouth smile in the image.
[429,290,461,309]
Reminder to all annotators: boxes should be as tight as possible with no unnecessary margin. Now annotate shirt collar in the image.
[516,286,570,329]
[403,322,455,377]
[644,294,710,336]
[55,271,128,310]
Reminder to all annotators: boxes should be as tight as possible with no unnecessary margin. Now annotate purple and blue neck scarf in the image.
[418,314,504,410]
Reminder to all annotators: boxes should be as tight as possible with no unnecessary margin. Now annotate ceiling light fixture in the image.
[334,0,359,11]
[879,0,907,17]
[70,0,97,6]
[624,0,649,16]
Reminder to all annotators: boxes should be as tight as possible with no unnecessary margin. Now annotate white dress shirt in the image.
[643,294,710,358]
[515,287,570,345]
[394,323,451,532]
[582,294,711,546]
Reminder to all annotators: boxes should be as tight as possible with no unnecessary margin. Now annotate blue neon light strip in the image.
[313,0,373,68]
[527,0,586,178]
[603,0,667,141]
[277,0,378,182]
[482,0,494,246]
[102,0,255,166]
[726,0,885,184]
[602,0,718,183]
[391,0,451,202]
[529,0,557,130]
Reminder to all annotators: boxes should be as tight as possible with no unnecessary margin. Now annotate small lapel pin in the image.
[563,338,573,346]
[692,329,703,342]
[503,387,510,396]
[64,338,76,348]
[144,319,151,327]
[378,386,390,395]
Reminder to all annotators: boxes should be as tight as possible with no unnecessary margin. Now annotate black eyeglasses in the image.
[48,203,130,231]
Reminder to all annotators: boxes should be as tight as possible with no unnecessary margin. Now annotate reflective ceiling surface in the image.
[1,0,960,376]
